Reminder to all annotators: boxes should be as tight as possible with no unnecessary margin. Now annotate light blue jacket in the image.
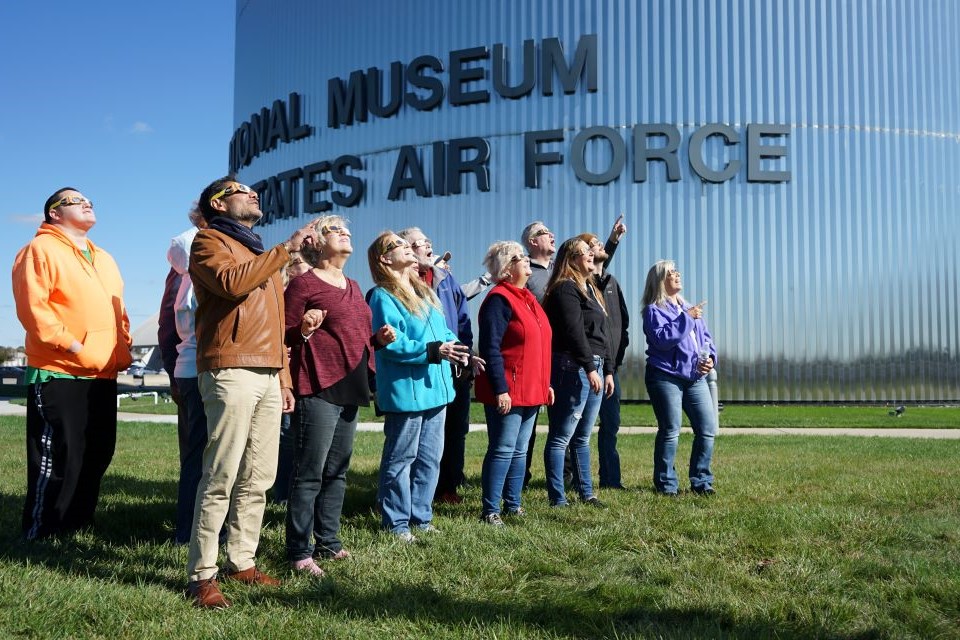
[368,287,457,413]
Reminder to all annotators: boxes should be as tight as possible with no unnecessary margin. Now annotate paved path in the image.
[1,400,957,438]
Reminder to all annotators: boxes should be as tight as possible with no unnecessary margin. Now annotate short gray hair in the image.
[300,214,349,266]
[483,240,526,282]
[520,220,547,247]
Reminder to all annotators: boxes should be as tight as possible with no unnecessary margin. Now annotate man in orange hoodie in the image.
[12,187,132,540]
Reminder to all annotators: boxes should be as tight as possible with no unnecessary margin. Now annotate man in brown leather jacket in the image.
[185,176,316,609]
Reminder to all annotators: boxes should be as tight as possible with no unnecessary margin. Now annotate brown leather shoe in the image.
[186,578,231,609]
[224,566,281,586]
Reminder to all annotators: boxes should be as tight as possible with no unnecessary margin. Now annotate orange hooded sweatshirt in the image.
[12,223,133,378]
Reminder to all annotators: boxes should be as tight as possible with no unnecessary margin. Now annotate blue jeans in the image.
[597,371,622,487]
[481,404,538,515]
[544,354,603,505]
[285,396,358,561]
[645,366,717,493]
[378,406,446,534]
[174,377,207,545]
[435,376,472,497]
[271,412,294,503]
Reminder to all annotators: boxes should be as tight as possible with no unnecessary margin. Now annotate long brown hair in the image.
[366,231,439,316]
[545,237,606,312]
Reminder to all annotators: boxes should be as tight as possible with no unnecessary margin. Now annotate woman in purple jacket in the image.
[641,260,718,496]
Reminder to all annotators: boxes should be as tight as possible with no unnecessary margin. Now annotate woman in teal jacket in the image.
[366,231,479,542]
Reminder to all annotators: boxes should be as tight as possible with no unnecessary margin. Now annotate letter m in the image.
[542,34,598,96]
[328,70,368,128]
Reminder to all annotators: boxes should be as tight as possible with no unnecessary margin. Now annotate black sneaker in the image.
[691,486,716,496]
[583,496,606,509]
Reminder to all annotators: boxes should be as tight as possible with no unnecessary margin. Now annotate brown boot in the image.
[186,578,231,609]
[224,565,281,586]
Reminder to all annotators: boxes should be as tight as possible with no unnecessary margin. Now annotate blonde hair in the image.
[641,259,686,308]
[301,214,349,266]
[483,240,525,282]
[366,231,439,316]
[545,237,606,312]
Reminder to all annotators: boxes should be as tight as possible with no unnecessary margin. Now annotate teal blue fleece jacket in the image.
[368,287,457,413]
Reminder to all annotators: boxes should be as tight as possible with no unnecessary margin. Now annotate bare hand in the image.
[284,220,319,253]
[300,309,327,337]
[471,355,486,374]
[687,300,707,320]
[281,387,296,413]
[697,356,715,375]
[375,324,396,346]
[609,213,627,242]
[439,341,470,366]
[496,392,512,415]
[546,387,555,406]
[587,370,603,394]
[604,374,615,398]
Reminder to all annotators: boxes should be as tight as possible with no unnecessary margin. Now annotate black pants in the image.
[434,376,472,497]
[22,377,117,540]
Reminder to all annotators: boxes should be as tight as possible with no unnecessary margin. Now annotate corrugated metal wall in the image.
[233,0,960,401]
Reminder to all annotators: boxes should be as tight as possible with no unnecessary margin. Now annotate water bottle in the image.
[698,345,711,378]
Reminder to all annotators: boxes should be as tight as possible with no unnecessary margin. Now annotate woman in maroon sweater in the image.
[475,241,553,526]
[284,215,394,576]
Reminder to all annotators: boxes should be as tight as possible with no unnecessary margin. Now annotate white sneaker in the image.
[394,531,418,543]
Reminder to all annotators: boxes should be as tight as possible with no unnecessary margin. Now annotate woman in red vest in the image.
[475,241,554,526]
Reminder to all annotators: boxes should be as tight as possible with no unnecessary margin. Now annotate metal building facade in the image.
[232,0,960,402]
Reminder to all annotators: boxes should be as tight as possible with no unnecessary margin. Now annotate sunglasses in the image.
[410,237,432,250]
[48,195,93,210]
[531,228,553,238]
[380,238,409,255]
[320,224,351,236]
[210,183,255,203]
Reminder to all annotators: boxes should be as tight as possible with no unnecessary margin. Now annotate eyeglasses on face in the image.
[509,254,530,264]
[321,224,351,236]
[410,237,432,250]
[380,238,409,255]
[667,269,681,278]
[570,246,594,258]
[210,182,255,203]
[49,195,93,210]
[531,228,553,238]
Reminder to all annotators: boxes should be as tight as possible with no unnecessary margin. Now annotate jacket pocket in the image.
[75,328,114,371]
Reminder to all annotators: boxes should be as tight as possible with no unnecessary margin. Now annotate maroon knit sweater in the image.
[284,271,376,398]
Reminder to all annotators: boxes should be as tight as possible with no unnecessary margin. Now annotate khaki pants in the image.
[187,368,281,582]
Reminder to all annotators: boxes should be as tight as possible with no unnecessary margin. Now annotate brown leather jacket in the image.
[189,228,292,389]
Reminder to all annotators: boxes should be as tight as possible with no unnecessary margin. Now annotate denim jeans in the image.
[481,404,538,515]
[174,377,207,545]
[285,396,358,561]
[544,354,603,505]
[597,371,622,488]
[435,376,472,497]
[271,412,294,503]
[645,366,717,494]
[378,406,446,534]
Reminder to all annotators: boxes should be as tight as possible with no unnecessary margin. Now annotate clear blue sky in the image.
[0,0,235,347]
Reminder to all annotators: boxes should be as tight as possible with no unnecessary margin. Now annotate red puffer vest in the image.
[475,282,552,407]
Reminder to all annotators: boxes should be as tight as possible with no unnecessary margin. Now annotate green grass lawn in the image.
[14,395,955,428]
[0,415,957,638]
[7,391,960,428]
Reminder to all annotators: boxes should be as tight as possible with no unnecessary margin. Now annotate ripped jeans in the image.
[544,354,603,505]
